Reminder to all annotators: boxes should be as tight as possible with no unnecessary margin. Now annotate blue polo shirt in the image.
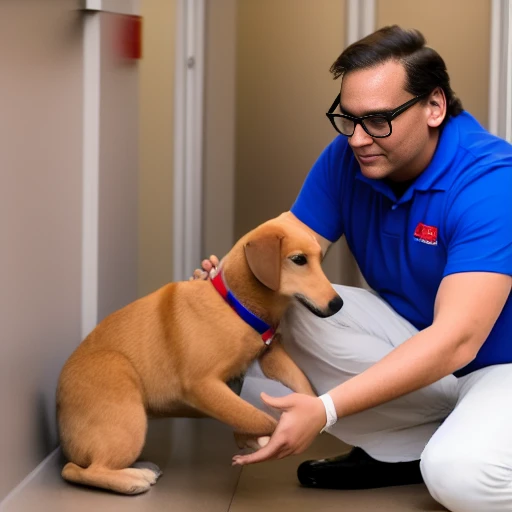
[291,112,512,377]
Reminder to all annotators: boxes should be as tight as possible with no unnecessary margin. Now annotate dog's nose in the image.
[328,296,343,314]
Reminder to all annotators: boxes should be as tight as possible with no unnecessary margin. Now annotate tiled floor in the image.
[231,431,446,512]
[1,418,446,512]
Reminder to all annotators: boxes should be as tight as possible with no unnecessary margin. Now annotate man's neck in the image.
[389,127,441,183]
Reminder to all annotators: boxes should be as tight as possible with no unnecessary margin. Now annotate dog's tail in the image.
[61,462,161,495]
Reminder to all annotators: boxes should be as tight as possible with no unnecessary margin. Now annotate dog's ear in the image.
[244,235,282,291]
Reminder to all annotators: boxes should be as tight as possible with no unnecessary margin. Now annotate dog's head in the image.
[242,216,343,318]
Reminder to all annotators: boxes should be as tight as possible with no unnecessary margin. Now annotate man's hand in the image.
[189,255,219,281]
[231,392,326,466]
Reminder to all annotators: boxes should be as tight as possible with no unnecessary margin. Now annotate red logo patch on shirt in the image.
[414,223,438,245]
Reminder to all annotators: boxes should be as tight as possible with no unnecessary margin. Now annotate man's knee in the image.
[421,443,510,512]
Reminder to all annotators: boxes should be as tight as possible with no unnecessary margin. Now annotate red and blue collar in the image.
[211,269,275,346]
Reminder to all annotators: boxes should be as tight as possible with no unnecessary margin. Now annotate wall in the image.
[376,0,490,126]
[203,0,237,260]
[138,0,176,297]
[0,0,83,500]
[232,0,355,284]
[98,12,139,321]
[0,2,141,502]
[210,0,492,285]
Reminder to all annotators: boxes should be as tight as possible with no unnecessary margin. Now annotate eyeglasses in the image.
[326,93,428,138]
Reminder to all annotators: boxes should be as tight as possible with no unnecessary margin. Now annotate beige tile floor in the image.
[1,418,446,512]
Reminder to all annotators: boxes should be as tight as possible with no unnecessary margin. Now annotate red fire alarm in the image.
[116,14,143,60]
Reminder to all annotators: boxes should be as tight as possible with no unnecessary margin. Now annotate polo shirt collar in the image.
[354,114,461,203]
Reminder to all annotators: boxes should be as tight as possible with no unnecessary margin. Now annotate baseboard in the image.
[0,448,60,511]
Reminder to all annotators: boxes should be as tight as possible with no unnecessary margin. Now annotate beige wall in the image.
[203,0,238,260]
[98,12,139,321]
[210,0,491,285]
[157,0,493,285]
[235,0,345,232]
[0,0,83,501]
[138,0,176,297]
[377,0,491,126]
[232,0,360,284]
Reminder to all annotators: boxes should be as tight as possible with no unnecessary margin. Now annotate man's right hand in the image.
[189,255,220,281]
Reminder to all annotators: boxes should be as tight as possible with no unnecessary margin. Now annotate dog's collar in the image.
[211,269,275,346]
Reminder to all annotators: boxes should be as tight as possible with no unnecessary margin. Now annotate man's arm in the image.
[232,271,511,464]
[329,271,511,417]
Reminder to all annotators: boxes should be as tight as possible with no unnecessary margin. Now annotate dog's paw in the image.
[131,461,163,484]
[256,436,270,448]
[125,479,152,495]
[233,433,271,451]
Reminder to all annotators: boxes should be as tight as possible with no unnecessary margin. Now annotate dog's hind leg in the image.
[58,351,160,494]
[131,461,163,478]
[62,462,160,494]
[60,397,161,494]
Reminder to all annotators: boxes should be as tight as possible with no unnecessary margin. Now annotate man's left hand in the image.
[232,392,326,466]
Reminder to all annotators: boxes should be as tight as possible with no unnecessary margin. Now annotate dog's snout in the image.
[328,296,343,314]
[295,293,343,318]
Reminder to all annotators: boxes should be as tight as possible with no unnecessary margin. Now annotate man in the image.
[196,26,512,512]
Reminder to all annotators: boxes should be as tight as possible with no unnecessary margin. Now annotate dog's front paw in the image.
[233,433,271,451]
[256,436,270,448]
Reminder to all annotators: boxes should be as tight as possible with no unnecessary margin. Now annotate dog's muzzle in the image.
[295,294,343,318]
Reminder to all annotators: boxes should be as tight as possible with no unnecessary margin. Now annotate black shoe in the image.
[297,447,423,490]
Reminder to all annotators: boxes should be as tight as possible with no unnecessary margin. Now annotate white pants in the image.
[240,285,512,512]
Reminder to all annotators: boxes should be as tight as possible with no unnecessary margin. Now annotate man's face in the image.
[340,60,435,182]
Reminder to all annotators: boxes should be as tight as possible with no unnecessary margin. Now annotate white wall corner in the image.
[505,0,512,143]
[346,0,376,47]
[489,0,512,142]
[360,0,376,39]
[173,0,205,281]
[81,9,100,339]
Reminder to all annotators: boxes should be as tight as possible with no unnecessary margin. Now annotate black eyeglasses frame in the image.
[326,92,429,138]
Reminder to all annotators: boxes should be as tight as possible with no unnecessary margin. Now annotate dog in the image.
[56,214,343,495]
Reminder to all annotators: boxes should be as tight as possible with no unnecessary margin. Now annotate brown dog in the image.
[56,214,343,495]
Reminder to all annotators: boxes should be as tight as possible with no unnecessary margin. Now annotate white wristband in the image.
[318,393,337,433]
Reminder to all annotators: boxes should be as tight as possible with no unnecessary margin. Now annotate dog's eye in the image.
[290,254,308,266]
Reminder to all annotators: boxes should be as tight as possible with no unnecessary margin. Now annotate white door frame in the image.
[81,8,101,339]
[172,0,377,284]
[172,0,377,283]
[346,0,376,45]
[173,0,205,282]
[489,0,512,142]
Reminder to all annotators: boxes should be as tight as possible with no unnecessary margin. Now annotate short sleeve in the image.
[443,165,512,277]
[291,136,350,242]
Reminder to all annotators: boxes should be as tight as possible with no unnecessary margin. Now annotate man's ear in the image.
[426,87,447,128]
[244,235,282,291]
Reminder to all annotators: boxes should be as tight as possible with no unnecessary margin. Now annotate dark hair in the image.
[330,25,463,125]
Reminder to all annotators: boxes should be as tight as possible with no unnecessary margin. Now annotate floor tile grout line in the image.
[227,465,244,512]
